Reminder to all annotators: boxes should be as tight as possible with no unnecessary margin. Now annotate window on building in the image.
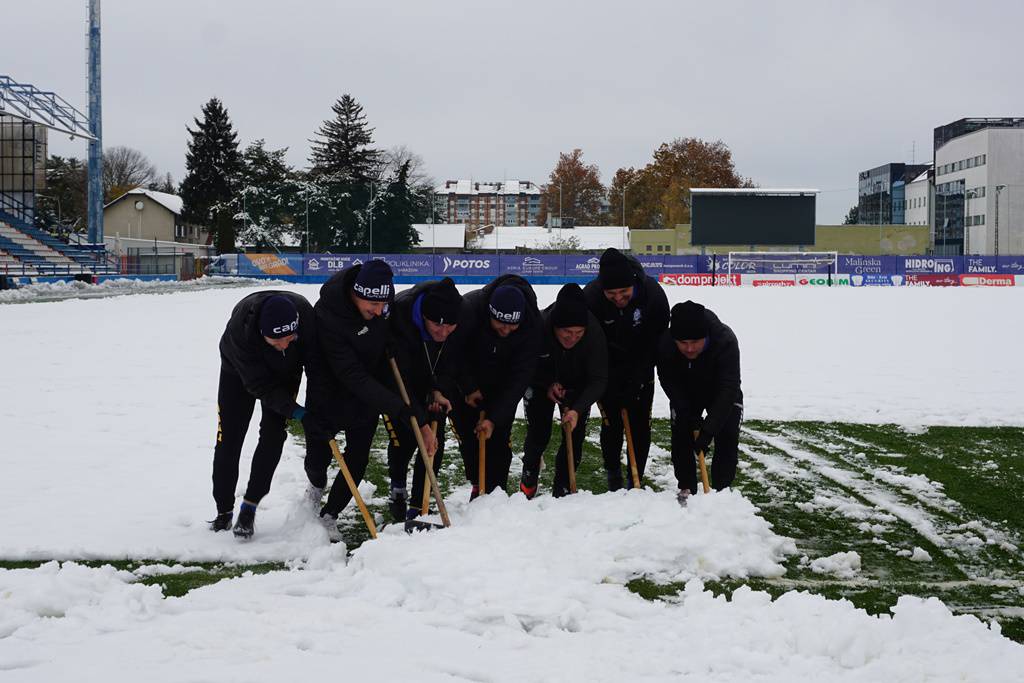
[645,244,652,252]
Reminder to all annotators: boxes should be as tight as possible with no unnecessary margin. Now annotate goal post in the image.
[727,251,839,283]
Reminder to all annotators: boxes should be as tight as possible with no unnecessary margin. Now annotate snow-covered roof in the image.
[105,188,184,215]
[908,170,930,184]
[435,180,541,196]
[473,226,629,251]
[413,223,466,249]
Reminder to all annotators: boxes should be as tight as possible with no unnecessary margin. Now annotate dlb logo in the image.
[443,256,491,272]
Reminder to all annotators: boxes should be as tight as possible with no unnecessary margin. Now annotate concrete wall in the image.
[630,224,932,255]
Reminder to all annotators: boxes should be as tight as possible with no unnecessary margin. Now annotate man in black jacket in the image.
[522,283,607,498]
[656,300,743,505]
[383,277,464,522]
[583,248,669,490]
[212,291,315,538]
[304,261,436,535]
[452,274,542,496]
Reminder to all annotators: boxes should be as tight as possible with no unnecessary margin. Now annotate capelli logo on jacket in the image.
[353,282,391,299]
[489,305,522,324]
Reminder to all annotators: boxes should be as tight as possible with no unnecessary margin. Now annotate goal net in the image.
[726,251,838,280]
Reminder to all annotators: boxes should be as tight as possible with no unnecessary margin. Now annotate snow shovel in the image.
[419,421,439,515]
[388,357,451,529]
[561,409,577,494]
[328,439,377,539]
[477,410,487,496]
[693,429,711,494]
[620,408,642,489]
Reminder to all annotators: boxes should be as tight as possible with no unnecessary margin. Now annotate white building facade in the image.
[435,180,542,228]
[904,169,932,227]
[933,119,1024,255]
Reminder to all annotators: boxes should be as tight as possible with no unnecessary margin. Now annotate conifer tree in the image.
[180,98,242,252]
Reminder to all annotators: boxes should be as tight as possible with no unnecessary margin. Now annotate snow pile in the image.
[0,275,269,304]
[809,551,862,579]
[0,561,161,639]
[2,560,1022,681]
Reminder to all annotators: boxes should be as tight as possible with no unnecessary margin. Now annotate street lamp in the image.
[965,188,977,255]
[622,178,637,251]
[995,185,1006,257]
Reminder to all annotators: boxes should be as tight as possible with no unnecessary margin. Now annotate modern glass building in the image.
[857,163,930,225]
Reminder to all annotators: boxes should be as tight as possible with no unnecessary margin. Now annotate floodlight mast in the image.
[87,0,104,244]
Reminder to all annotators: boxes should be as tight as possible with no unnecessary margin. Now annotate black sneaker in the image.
[388,488,408,522]
[606,472,624,492]
[209,511,232,532]
[233,507,255,539]
[677,489,692,507]
[520,470,538,500]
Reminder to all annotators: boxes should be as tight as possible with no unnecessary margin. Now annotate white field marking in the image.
[743,427,952,553]
[777,427,1024,557]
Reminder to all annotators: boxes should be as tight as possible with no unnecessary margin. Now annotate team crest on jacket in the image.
[633,308,642,326]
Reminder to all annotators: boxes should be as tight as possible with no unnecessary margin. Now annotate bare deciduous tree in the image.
[103,146,158,201]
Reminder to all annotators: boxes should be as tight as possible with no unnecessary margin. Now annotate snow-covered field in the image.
[2,281,1023,680]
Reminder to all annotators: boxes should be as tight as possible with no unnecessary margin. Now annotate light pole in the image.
[875,181,884,254]
[305,195,310,254]
[622,180,634,250]
[995,185,1006,257]
[368,182,374,254]
[965,188,977,255]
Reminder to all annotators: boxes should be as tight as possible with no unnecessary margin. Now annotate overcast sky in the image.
[6,0,1023,224]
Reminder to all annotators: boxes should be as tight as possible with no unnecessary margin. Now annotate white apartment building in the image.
[932,118,1024,255]
[434,180,542,228]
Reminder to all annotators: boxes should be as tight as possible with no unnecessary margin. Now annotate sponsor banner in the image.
[434,254,498,276]
[304,254,367,275]
[960,274,1016,287]
[963,256,1000,274]
[850,273,904,287]
[997,256,1024,274]
[794,274,849,286]
[240,253,300,276]
[904,273,960,286]
[840,255,900,275]
[659,273,741,286]
[722,256,761,274]
[634,256,665,275]
[901,256,962,274]
[372,254,434,277]
[565,255,602,278]
[661,255,702,273]
[499,254,564,277]
[744,274,795,287]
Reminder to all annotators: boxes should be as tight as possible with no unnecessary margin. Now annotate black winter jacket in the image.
[218,290,314,419]
[387,280,464,416]
[305,264,412,427]
[531,306,608,416]
[457,274,542,427]
[583,254,669,396]
[656,308,743,439]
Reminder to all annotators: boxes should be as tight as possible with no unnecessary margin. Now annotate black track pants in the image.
[597,381,656,490]
[670,403,742,493]
[384,412,445,504]
[303,418,378,517]
[451,398,513,494]
[211,368,295,513]
[522,388,589,497]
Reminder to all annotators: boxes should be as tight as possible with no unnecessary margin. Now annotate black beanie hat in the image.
[488,285,526,324]
[352,260,394,302]
[670,300,709,341]
[421,277,462,325]
[598,247,635,290]
[551,283,588,329]
[260,295,299,339]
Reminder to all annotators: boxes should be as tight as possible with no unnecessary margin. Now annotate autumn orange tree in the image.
[610,138,752,229]
[538,149,605,227]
